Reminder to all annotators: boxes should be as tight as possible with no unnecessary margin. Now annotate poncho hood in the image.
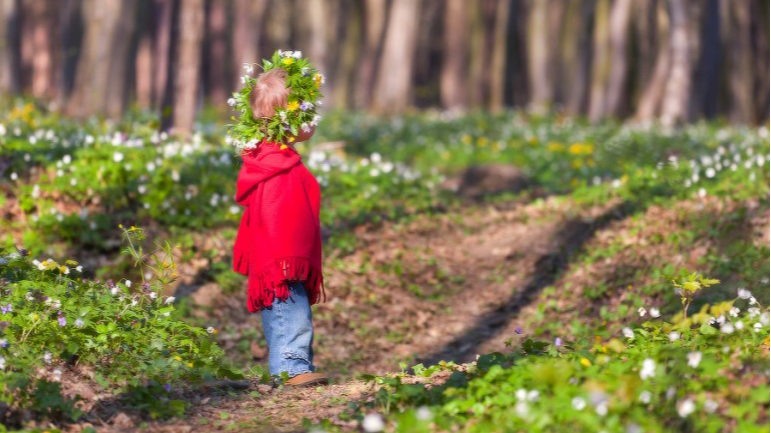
[235,144,302,205]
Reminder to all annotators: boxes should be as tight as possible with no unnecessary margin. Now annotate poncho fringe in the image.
[246,256,326,311]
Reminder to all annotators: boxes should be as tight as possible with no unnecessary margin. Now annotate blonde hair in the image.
[250,68,290,119]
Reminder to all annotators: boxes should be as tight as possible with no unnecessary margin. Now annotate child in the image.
[232,67,327,387]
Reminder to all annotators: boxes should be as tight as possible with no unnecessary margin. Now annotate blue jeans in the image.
[260,281,316,377]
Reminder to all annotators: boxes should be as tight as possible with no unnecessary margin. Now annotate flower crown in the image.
[226,49,324,152]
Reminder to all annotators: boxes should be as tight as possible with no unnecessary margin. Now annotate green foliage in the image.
[0,226,241,424]
[341,279,769,432]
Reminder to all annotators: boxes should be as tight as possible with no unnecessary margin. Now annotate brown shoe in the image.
[284,372,329,387]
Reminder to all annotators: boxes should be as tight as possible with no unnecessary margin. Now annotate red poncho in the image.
[232,143,325,312]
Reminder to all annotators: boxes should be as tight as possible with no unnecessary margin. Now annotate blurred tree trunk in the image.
[751,0,769,122]
[631,0,658,112]
[152,0,174,108]
[723,0,753,123]
[564,0,595,115]
[232,0,266,83]
[659,0,690,125]
[204,0,228,106]
[526,0,551,111]
[65,0,123,117]
[27,0,54,99]
[412,0,441,108]
[170,0,204,135]
[508,0,529,107]
[333,0,362,108]
[604,0,633,117]
[695,0,720,119]
[105,1,137,118]
[635,1,670,121]
[489,0,511,112]
[264,0,290,54]
[755,2,771,121]
[371,0,421,114]
[588,0,610,121]
[57,0,82,104]
[135,0,154,108]
[0,0,21,94]
[545,1,565,105]
[355,0,386,108]
[466,0,489,108]
[440,0,468,110]
[159,0,179,130]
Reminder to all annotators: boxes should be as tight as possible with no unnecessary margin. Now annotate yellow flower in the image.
[569,142,594,155]
[283,57,294,66]
[280,144,289,150]
[32,313,39,321]
[580,358,592,367]
[287,101,299,111]
[547,141,565,152]
[174,355,181,361]
[288,136,295,143]
[118,224,123,229]
[187,362,193,367]
[314,73,323,88]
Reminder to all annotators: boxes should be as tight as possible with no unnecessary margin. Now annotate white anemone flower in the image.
[362,413,384,432]
[677,399,695,418]
[639,358,656,380]
[571,397,586,410]
[638,307,646,317]
[686,351,702,368]
[622,327,634,339]
[649,307,661,318]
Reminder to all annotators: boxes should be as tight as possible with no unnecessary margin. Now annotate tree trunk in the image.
[27,0,54,99]
[508,0,529,107]
[354,0,387,109]
[232,0,266,86]
[412,0,441,108]
[723,0,753,123]
[693,0,719,119]
[65,0,123,117]
[170,0,204,135]
[750,0,769,122]
[635,1,670,121]
[264,0,291,53]
[545,0,565,104]
[135,0,153,109]
[370,0,421,114]
[204,0,228,106]
[604,0,633,117]
[526,0,551,111]
[333,0,362,109]
[0,0,21,94]
[588,0,610,121]
[105,1,137,119]
[489,0,511,112]
[152,0,174,108]
[659,0,690,125]
[56,0,82,104]
[439,0,470,110]
[564,0,595,115]
[304,0,329,72]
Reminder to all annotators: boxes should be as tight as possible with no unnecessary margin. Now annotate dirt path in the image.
[83,195,616,432]
[70,194,767,432]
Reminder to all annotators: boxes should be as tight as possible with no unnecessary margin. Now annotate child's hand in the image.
[291,125,316,143]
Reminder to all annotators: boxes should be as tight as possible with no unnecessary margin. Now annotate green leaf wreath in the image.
[226,49,324,152]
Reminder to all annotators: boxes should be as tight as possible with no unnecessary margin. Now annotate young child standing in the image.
[232,62,327,387]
